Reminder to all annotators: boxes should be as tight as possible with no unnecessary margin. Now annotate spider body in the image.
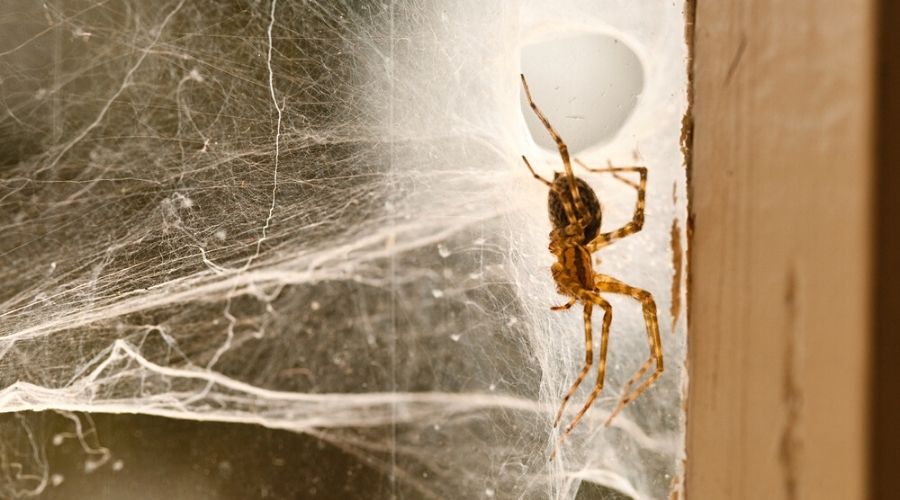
[520,74,663,461]
[548,174,602,296]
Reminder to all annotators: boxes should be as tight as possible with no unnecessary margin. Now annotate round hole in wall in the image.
[521,32,644,154]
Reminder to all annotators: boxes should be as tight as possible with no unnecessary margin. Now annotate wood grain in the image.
[686,1,874,499]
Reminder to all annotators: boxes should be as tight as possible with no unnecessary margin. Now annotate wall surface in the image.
[687,1,874,499]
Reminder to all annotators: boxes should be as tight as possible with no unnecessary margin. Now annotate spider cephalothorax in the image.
[520,74,662,461]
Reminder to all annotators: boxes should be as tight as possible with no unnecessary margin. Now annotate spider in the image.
[519,74,663,460]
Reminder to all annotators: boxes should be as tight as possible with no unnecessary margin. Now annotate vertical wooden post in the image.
[686,1,874,499]
[873,1,900,498]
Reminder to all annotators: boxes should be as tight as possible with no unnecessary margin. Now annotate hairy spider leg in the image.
[605,357,655,426]
[592,274,663,426]
[521,155,554,187]
[550,298,576,311]
[520,74,592,225]
[552,301,595,427]
[587,164,647,252]
[573,158,644,190]
[548,292,613,462]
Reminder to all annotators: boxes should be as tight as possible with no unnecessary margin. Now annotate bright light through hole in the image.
[520,33,644,154]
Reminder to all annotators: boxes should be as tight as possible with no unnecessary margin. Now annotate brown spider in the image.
[519,74,663,460]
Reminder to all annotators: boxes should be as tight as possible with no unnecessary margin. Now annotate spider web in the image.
[0,1,688,498]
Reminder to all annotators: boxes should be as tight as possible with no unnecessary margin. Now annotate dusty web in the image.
[0,1,688,498]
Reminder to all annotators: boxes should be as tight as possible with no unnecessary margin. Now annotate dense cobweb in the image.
[0,1,688,498]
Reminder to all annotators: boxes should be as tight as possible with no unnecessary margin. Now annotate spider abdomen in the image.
[548,173,602,244]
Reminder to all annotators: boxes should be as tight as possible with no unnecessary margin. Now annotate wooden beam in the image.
[873,1,900,498]
[686,1,874,499]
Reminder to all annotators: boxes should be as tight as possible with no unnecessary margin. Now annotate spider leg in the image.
[552,302,595,428]
[549,293,612,461]
[521,155,553,187]
[520,74,591,223]
[592,274,663,426]
[586,164,647,252]
[604,357,655,426]
[573,158,644,190]
[550,298,576,311]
